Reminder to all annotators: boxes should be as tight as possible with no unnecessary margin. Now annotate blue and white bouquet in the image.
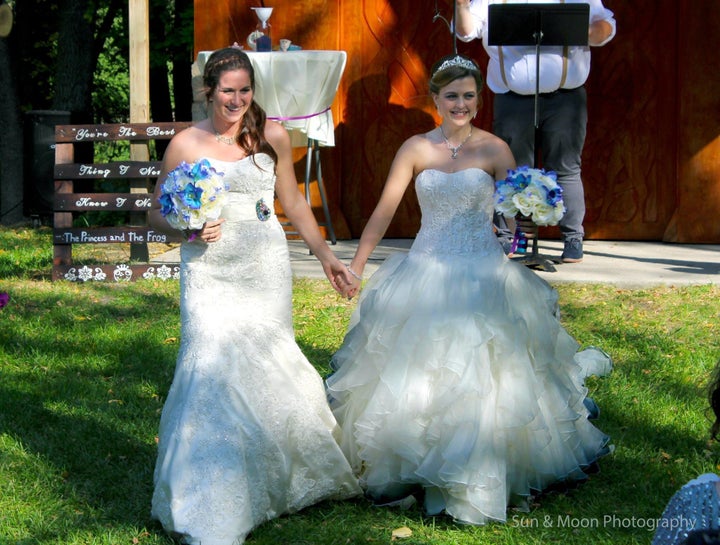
[158,159,228,240]
[494,166,565,226]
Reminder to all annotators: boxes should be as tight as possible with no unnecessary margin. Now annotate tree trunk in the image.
[53,0,95,120]
[0,34,26,225]
[149,0,172,159]
[172,0,194,122]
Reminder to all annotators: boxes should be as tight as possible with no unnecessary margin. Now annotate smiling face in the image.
[211,68,254,126]
[433,76,479,127]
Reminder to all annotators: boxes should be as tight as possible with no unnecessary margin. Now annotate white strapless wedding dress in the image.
[151,154,361,545]
[326,168,612,526]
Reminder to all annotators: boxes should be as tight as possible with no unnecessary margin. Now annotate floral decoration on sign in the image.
[158,159,229,241]
[493,166,565,226]
[62,265,180,283]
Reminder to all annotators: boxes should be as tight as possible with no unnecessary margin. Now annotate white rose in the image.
[512,188,542,217]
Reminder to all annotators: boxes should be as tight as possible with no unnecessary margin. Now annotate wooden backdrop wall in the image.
[193,0,720,243]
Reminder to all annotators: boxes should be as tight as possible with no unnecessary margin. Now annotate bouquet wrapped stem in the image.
[511,214,535,255]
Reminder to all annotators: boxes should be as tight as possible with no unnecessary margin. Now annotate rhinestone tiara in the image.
[433,55,478,75]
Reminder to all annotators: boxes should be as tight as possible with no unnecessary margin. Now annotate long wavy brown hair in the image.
[203,47,278,170]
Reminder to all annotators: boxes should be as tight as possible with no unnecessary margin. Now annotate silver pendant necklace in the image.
[439,125,473,159]
[211,119,236,145]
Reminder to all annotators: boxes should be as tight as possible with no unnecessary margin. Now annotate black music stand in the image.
[488,3,589,272]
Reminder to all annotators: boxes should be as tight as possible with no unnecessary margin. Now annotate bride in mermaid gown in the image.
[148,48,360,545]
[327,54,612,526]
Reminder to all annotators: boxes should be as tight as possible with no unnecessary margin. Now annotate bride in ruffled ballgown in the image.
[326,53,612,526]
[148,48,360,545]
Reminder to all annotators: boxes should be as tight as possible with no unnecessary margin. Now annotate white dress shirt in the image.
[457,0,616,95]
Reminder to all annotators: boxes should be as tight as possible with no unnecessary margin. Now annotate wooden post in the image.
[53,143,75,271]
[128,0,150,261]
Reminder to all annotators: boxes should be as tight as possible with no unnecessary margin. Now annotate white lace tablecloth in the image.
[193,50,347,147]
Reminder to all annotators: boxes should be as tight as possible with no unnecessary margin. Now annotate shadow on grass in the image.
[0,282,184,540]
[2,278,718,544]
[0,382,160,538]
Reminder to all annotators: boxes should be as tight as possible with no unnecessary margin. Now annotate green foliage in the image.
[172,0,195,57]
[15,0,192,123]
[148,0,174,69]
[93,33,130,124]
[1,227,719,544]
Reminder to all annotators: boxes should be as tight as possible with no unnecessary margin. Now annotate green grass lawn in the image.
[1,226,718,545]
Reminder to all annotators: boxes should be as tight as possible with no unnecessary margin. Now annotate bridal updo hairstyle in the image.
[429,53,484,96]
[202,47,278,168]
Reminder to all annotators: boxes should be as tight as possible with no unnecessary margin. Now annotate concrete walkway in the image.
[154,238,720,287]
[286,239,720,287]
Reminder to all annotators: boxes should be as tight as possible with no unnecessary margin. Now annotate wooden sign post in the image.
[128,0,151,261]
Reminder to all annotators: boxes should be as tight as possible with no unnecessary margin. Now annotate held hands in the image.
[343,265,362,300]
[321,258,363,299]
[331,264,361,300]
[321,258,356,297]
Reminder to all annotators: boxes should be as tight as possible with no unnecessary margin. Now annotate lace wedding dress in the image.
[152,154,361,545]
[326,168,612,526]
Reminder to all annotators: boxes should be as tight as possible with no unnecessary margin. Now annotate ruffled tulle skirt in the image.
[326,251,612,525]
